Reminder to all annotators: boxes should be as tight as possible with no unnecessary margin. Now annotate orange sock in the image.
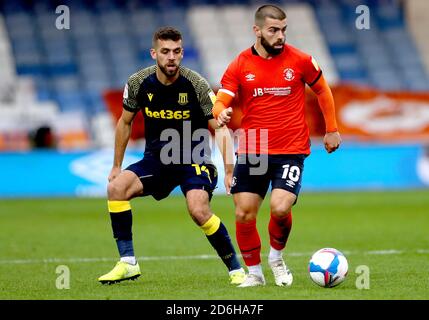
[236,220,261,266]
[268,211,292,250]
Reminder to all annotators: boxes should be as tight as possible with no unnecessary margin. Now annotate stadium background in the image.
[1,0,429,196]
[0,0,428,301]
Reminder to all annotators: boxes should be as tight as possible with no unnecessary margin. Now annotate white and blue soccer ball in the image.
[308,248,348,288]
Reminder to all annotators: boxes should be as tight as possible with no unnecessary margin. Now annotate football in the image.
[308,248,348,288]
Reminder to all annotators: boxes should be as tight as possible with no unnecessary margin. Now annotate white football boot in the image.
[237,273,266,287]
[269,258,293,287]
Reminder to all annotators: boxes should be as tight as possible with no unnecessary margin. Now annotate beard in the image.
[158,63,179,78]
[261,36,284,55]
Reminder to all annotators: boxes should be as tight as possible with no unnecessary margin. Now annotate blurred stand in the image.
[417,144,429,185]
[31,125,56,149]
[0,0,428,152]
[0,0,428,197]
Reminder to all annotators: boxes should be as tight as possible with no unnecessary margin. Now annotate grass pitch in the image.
[0,190,428,300]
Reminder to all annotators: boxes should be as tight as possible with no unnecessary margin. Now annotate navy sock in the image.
[110,211,135,257]
[206,222,241,271]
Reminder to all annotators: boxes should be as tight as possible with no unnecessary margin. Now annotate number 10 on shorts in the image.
[282,164,301,182]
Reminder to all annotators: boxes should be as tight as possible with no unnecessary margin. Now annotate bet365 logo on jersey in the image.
[145,107,190,120]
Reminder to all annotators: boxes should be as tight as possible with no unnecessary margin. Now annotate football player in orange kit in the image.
[213,5,341,287]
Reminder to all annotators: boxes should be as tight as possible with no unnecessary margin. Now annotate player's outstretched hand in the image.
[324,131,341,153]
[217,107,233,127]
[224,171,233,195]
[108,167,121,182]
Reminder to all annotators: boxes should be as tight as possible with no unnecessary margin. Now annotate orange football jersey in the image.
[220,44,322,155]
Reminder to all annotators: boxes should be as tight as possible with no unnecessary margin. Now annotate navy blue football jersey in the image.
[123,65,216,163]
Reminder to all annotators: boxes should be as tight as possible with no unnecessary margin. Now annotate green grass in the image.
[0,190,428,300]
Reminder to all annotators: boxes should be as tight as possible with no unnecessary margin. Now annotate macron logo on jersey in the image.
[245,73,256,81]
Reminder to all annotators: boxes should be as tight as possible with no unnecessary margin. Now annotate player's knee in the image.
[188,206,211,226]
[235,207,257,223]
[107,180,128,200]
[270,192,295,217]
[270,203,293,218]
[186,190,211,225]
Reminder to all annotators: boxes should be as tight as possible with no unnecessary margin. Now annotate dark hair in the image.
[152,26,182,47]
[255,5,286,26]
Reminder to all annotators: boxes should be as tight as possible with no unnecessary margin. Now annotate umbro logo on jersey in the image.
[147,93,154,102]
[245,73,256,81]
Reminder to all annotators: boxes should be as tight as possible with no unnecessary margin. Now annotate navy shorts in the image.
[230,154,307,199]
[125,154,218,201]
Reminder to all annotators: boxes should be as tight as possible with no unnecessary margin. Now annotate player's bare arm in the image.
[210,119,234,193]
[109,109,138,181]
[310,74,342,153]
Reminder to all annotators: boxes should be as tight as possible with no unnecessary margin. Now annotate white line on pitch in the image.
[0,249,428,265]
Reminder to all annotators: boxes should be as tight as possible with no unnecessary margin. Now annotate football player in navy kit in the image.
[98,27,245,286]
